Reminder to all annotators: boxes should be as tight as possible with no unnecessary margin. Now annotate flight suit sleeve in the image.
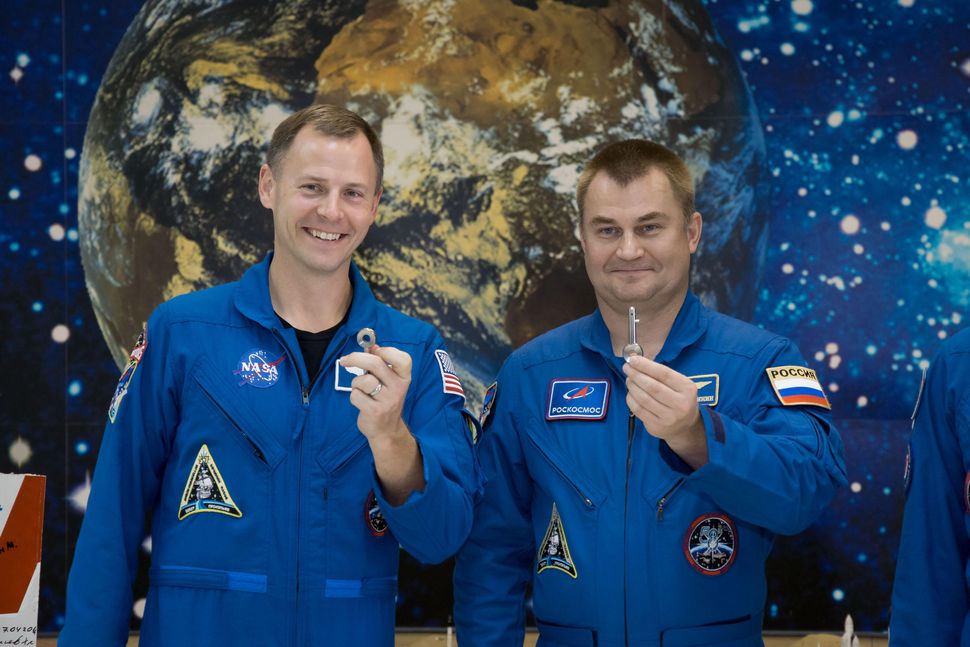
[59,307,180,647]
[373,332,483,565]
[889,344,970,646]
[453,360,535,647]
[684,337,847,535]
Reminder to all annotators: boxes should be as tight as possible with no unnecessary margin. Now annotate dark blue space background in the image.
[1,0,967,635]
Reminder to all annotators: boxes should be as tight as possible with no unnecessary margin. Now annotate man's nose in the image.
[615,232,644,259]
[317,192,342,219]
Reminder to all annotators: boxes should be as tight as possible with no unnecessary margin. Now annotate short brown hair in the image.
[576,139,694,223]
[266,104,384,191]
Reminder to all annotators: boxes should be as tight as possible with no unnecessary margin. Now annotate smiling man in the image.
[61,104,480,646]
[454,139,847,646]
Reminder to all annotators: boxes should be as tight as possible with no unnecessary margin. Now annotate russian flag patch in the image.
[765,365,831,409]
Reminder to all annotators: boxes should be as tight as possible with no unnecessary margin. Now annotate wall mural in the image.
[1,0,967,634]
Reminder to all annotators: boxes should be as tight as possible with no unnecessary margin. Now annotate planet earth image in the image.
[79,0,767,408]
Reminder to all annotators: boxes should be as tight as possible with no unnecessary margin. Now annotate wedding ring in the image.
[367,383,383,397]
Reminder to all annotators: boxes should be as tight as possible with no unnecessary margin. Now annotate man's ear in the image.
[687,211,703,253]
[258,164,275,209]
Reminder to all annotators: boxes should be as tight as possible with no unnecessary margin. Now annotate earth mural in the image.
[79,0,767,410]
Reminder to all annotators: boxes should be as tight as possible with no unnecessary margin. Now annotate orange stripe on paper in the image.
[0,475,46,614]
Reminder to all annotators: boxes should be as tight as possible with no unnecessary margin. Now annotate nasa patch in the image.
[536,503,577,578]
[234,348,284,388]
[108,326,147,423]
[365,490,388,536]
[546,379,609,421]
[178,444,242,520]
[683,513,737,576]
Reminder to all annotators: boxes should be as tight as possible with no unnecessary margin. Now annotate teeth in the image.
[309,229,341,241]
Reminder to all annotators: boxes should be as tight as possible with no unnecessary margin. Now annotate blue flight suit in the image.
[454,292,846,647]
[61,255,480,646]
[890,327,970,645]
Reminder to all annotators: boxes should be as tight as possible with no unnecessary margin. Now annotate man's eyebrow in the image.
[587,211,667,224]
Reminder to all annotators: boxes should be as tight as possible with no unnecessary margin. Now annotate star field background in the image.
[1,0,968,635]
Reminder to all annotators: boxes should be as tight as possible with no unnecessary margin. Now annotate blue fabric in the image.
[454,292,846,646]
[60,255,480,646]
[890,327,970,646]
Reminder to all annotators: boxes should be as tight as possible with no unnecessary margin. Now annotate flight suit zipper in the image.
[656,478,685,521]
[270,329,315,647]
[624,412,635,647]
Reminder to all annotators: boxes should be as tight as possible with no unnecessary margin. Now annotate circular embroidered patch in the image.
[683,513,737,576]
[365,490,388,537]
[965,471,970,515]
[234,349,283,388]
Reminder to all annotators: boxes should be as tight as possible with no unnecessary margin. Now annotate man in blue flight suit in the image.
[60,104,480,646]
[890,327,970,645]
[454,139,847,646]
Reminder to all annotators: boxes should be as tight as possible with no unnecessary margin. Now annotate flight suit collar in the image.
[655,291,708,364]
[580,291,709,365]
[233,253,380,336]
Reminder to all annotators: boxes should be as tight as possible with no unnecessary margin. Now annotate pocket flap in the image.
[192,358,286,468]
[521,417,607,508]
[660,613,761,646]
[535,619,596,646]
[316,428,369,475]
[151,565,267,593]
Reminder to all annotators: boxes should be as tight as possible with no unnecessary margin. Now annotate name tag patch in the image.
[334,359,365,392]
[689,374,719,406]
[546,379,609,420]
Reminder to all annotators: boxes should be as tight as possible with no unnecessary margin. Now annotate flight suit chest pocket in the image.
[521,418,606,510]
[316,427,369,476]
[191,358,286,470]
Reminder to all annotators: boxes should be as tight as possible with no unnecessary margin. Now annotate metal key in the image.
[356,327,377,351]
[622,307,643,359]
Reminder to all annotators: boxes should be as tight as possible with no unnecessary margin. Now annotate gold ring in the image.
[368,383,383,397]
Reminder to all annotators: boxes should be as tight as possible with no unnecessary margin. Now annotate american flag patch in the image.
[434,350,465,398]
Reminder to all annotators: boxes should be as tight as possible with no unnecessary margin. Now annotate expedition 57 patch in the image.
[178,444,242,520]
[765,366,831,409]
[365,490,388,537]
[480,381,497,428]
[108,326,147,423]
[684,513,737,576]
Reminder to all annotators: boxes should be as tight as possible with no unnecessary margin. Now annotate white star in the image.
[68,472,92,513]
[9,437,32,467]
